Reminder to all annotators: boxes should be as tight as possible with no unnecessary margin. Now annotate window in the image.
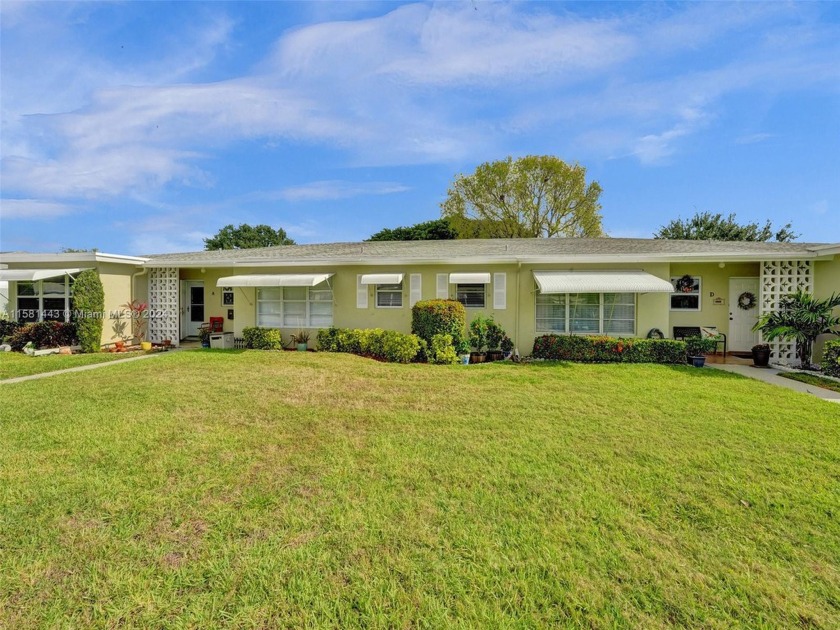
[670,275,701,311]
[15,277,74,323]
[456,283,485,308]
[376,283,403,308]
[536,291,636,335]
[256,280,333,328]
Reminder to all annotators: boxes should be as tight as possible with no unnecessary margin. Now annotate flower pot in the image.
[486,350,504,362]
[690,355,706,368]
[297,343,308,352]
[470,352,485,364]
[752,348,771,367]
[459,354,470,365]
[140,341,153,351]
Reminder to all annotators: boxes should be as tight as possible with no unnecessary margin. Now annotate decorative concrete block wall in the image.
[760,260,812,363]
[148,267,179,345]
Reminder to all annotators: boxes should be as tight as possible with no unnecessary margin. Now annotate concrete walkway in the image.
[0,351,168,385]
[709,362,840,403]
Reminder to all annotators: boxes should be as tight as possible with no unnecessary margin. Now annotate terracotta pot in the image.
[486,350,504,362]
[470,352,485,364]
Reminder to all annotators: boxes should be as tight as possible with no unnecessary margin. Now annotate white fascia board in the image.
[0,252,147,265]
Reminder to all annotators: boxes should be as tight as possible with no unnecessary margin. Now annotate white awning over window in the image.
[449,273,491,284]
[359,273,404,285]
[217,273,333,288]
[533,270,675,294]
[0,268,89,282]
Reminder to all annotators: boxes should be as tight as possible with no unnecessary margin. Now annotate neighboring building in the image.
[2,238,839,362]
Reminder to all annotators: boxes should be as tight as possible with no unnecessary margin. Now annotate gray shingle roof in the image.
[143,238,837,266]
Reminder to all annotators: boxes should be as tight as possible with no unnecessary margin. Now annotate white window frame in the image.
[456,283,486,309]
[256,281,333,328]
[375,282,403,309]
[535,291,636,335]
[669,275,702,311]
[15,278,74,323]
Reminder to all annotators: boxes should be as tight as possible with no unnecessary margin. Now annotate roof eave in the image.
[0,252,148,265]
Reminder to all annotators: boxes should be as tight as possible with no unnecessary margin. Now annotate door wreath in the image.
[737,291,757,310]
[675,274,696,293]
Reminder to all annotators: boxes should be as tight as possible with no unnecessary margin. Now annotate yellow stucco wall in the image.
[812,257,840,361]
[3,261,142,346]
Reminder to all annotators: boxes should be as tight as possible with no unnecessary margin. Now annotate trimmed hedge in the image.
[73,269,105,353]
[822,339,840,377]
[242,327,284,350]
[532,335,687,364]
[317,327,421,363]
[9,321,77,351]
[411,299,466,348]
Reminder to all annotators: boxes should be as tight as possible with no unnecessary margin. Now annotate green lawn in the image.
[2,350,839,628]
[0,350,147,380]
[779,370,840,393]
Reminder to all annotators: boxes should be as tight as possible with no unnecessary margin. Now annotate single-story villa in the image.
[2,238,839,362]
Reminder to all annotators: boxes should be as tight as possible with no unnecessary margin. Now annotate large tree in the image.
[654,212,797,242]
[440,155,604,239]
[367,218,458,242]
[204,224,295,250]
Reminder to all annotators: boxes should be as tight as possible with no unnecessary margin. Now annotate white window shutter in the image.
[356,274,368,309]
[493,273,506,309]
[410,273,422,307]
[436,273,448,299]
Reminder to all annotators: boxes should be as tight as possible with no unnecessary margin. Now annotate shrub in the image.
[429,333,459,365]
[486,318,505,351]
[317,327,339,352]
[411,299,466,348]
[0,320,22,342]
[822,340,840,377]
[73,269,105,353]
[684,335,718,357]
[242,326,283,350]
[317,327,421,363]
[469,315,492,353]
[532,335,686,364]
[9,321,77,351]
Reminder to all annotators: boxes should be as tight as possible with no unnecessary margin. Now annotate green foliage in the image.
[0,320,22,341]
[429,334,459,365]
[654,212,797,242]
[73,269,105,353]
[9,322,77,351]
[485,317,506,350]
[684,336,719,357]
[367,218,458,241]
[753,290,840,367]
[411,299,466,348]
[316,327,421,363]
[204,224,296,250]
[242,327,283,350]
[532,335,687,364]
[441,155,604,238]
[468,315,493,353]
[820,340,840,377]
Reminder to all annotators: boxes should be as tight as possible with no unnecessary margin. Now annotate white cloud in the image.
[735,133,773,145]
[0,198,75,219]
[1,0,838,214]
[275,180,410,202]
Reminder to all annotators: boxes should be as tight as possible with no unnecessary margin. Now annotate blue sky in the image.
[1,1,838,254]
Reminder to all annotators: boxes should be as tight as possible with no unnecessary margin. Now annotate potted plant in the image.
[685,335,718,368]
[292,330,310,351]
[468,315,491,363]
[456,338,471,365]
[751,343,771,367]
[485,318,505,362]
[198,325,211,348]
[121,300,150,349]
[500,334,514,359]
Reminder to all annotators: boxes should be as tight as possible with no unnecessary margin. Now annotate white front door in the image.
[728,277,760,351]
[182,280,205,338]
